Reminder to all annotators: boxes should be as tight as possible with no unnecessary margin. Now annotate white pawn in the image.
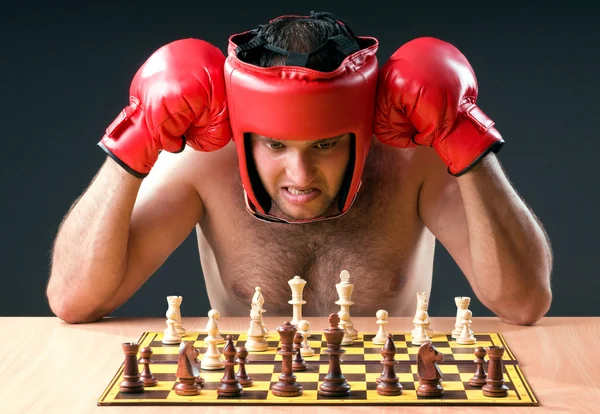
[339,310,354,346]
[162,306,181,345]
[372,309,389,345]
[204,309,225,345]
[201,324,224,370]
[456,309,476,345]
[411,310,430,346]
[298,320,315,357]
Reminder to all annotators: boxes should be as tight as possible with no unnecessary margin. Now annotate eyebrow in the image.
[258,135,344,143]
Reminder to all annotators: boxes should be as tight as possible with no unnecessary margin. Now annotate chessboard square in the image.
[247,374,273,382]
[342,365,367,374]
[237,390,269,400]
[149,346,179,355]
[432,346,452,355]
[465,389,519,401]
[363,348,381,354]
[143,364,177,374]
[439,365,459,374]
[115,389,171,400]
[294,372,321,383]
[363,354,382,361]
[308,340,322,347]
[153,373,176,382]
[344,347,364,354]
[453,354,478,361]
[266,341,280,347]
[347,381,367,391]
[441,381,466,391]
[365,373,380,383]
[344,374,367,382]
[146,379,176,392]
[429,333,449,342]
[407,347,419,354]
[303,354,320,361]
[246,364,277,374]
[244,381,271,391]
[399,373,415,382]
[396,354,411,361]
[248,353,277,362]
[442,373,462,382]
[201,372,225,382]
[192,340,207,348]
[367,389,415,401]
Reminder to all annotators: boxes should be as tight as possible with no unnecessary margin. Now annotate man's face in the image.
[250,133,352,220]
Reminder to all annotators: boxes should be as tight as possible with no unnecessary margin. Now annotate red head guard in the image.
[224,12,379,223]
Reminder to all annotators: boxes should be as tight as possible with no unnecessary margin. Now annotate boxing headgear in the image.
[224,12,379,223]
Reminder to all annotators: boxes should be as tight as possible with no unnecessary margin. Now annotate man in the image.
[46,12,552,325]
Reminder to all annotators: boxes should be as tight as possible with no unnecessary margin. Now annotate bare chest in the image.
[198,146,433,317]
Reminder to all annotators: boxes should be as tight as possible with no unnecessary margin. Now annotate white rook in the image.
[288,276,307,325]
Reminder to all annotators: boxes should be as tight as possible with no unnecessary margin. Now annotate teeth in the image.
[288,188,314,195]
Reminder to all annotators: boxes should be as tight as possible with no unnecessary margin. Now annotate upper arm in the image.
[106,147,205,311]
[417,150,474,282]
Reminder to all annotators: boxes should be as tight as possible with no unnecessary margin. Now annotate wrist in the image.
[434,107,504,176]
[98,100,159,178]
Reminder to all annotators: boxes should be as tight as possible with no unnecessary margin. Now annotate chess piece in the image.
[456,309,476,345]
[167,295,186,337]
[372,309,389,345]
[271,321,303,397]
[288,276,307,325]
[236,346,253,387]
[377,334,403,396]
[139,346,158,387]
[119,342,144,393]
[252,286,269,335]
[411,310,430,346]
[298,320,315,357]
[203,309,222,344]
[452,297,471,339]
[175,341,203,396]
[217,335,243,397]
[292,332,308,371]
[335,270,358,339]
[318,313,351,398]
[201,316,225,370]
[469,347,488,387]
[338,310,354,346]
[245,304,268,351]
[414,292,433,338]
[482,346,509,397]
[162,306,182,345]
[416,341,444,397]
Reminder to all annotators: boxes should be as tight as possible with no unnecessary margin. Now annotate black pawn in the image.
[217,335,243,397]
[469,347,487,387]
[139,346,158,387]
[318,313,351,398]
[292,332,308,371]
[119,342,144,393]
[377,334,403,396]
[236,346,253,387]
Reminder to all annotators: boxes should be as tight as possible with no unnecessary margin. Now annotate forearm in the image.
[47,158,142,323]
[457,154,553,325]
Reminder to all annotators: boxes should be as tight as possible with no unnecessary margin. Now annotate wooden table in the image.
[1,316,598,413]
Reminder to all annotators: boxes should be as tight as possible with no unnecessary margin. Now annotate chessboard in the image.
[97,330,538,406]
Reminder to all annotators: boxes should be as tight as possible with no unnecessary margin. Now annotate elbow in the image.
[47,288,106,324]
[491,285,553,326]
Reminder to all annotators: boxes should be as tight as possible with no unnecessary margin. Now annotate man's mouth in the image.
[282,187,321,204]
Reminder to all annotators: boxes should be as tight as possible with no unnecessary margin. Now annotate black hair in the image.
[236,11,360,72]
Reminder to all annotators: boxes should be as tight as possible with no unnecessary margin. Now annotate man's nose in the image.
[285,151,317,187]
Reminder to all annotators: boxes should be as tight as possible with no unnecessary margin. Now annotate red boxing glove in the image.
[98,39,232,178]
[374,37,504,176]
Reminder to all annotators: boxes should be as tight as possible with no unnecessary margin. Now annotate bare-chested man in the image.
[46,12,553,325]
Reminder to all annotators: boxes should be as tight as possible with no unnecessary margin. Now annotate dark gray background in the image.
[2,2,597,318]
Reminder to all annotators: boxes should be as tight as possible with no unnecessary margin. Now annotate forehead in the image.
[251,133,349,143]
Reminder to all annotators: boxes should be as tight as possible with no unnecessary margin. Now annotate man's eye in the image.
[267,142,284,150]
[316,142,337,149]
